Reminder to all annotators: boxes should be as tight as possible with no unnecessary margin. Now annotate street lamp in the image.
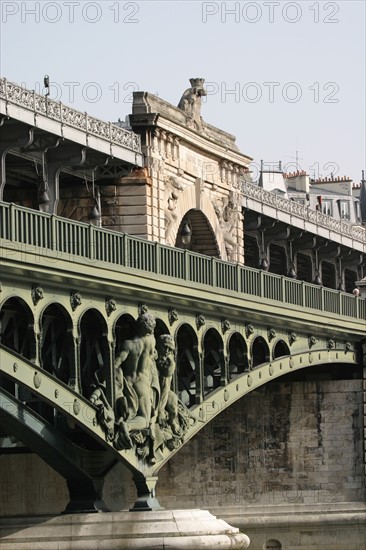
[181,219,192,245]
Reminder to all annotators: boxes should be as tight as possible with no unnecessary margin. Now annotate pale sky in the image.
[1,0,365,182]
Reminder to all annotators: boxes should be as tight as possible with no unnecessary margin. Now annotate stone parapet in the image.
[0,509,250,550]
[211,503,366,550]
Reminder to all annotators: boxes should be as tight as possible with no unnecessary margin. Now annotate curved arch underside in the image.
[0,343,360,478]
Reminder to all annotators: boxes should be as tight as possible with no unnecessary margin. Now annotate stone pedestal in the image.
[0,509,250,549]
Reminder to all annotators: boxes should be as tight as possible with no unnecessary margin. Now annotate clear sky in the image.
[1,0,365,182]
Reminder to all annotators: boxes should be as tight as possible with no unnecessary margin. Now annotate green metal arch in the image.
[0,342,361,479]
[150,346,360,475]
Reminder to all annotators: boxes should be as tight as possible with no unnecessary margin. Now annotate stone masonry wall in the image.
[158,378,364,509]
[0,378,363,518]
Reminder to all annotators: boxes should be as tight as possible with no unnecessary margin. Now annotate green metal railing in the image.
[1,202,365,320]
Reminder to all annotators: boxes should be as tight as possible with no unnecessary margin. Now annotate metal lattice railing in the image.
[241,180,366,245]
[0,201,365,320]
[0,77,141,153]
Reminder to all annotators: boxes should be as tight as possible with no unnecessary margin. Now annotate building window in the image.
[321,200,332,216]
[339,201,350,220]
[355,201,360,221]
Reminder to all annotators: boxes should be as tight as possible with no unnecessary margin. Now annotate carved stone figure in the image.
[164,176,185,245]
[112,312,190,463]
[114,312,157,456]
[90,382,115,442]
[31,284,44,305]
[177,78,207,132]
[213,191,239,261]
[156,335,181,434]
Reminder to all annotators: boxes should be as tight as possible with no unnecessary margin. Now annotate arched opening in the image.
[155,319,170,339]
[176,324,199,407]
[243,234,259,269]
[263,540,282,550]
[228,332,248,378]
[175,209,220,257]
[321,261,336,289]
[269,244,287,276]
[114,313,135,357]
[41,303,73,385]
[0,297,38,439]
[344,268,357,293]
[3,153,38,209]
[203,328,224,395]
[273,340,290,360]
[79,309,109,400]
[252,336,270,368]
[296,253,312,283]
[39,303,73,424]
[0,297,35,360]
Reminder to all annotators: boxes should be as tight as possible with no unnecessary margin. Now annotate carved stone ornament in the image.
[31,284,44,305]
[70,290,82,311]
[105,297,117,317]
[327,338,335,349]
[308,335,317,348]
[112,311,191,463]
[221,319,231,334]
[268,327,276,341]
[344,341,352,353]
[168,308,178,326]
[196,313,206,330]
[177,78,207,132]
[245,323,254,338]
[73,399,81,416]
[138,303,149,316]
[288,332,298,345]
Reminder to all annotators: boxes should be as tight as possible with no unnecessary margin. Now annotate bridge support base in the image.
[0,510,250,549]
[63,478,110,514]
[130,474,164,511]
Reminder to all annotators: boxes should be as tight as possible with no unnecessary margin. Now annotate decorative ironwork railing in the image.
[0,202,365,321]
[0,77,141,153]
[241,180,366,245]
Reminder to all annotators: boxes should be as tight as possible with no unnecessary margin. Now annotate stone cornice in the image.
[130,92,252,167]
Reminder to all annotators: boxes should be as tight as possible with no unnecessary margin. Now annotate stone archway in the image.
[164,177,244,261]
[175,209,220,257]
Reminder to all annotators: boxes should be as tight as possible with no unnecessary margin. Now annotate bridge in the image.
[0,77,365,549]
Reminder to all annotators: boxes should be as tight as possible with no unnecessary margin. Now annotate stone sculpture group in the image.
[90,309,190,463]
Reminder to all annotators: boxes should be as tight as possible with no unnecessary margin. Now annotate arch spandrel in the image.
[166,179,234,260]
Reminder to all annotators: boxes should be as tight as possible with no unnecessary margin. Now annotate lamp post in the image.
[181,219,192,245]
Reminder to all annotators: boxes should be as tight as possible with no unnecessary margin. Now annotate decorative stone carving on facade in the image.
[288,332,298,345]
[268,328,276,341]
[196,313,206,330]
[70,290,82,311]
[168,307,179,326]
[105,297,117,317]
[245,323,254,338]
[213,191,239,261]
[31,284,44,306]
[308,335,317,348]
[344,341,352,352]
[138,303,149,316]
[90,381,115,442]
[177,78,207,132]
[221,319,231,334]
[327,338,335,349]
[164,176,185,245]
[112,311,189,463]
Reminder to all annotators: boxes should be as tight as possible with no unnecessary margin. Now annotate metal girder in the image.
[0,388,113,513]
[0,344,146,476]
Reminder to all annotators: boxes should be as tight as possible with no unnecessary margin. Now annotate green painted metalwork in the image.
[0,342,359,480]
[0,388,114,512]
[1,201,364,321]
